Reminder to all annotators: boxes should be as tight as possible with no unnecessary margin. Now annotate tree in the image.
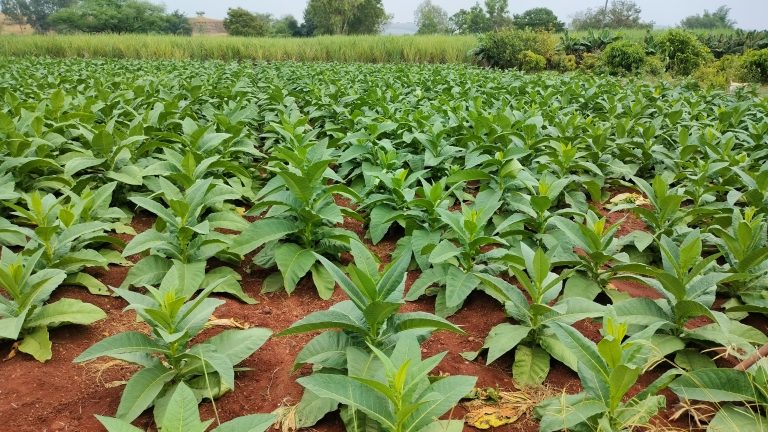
[48,0,190,34]
[570,0,652,30]
[272,15,300,37]
[415,0,450,35]
[680,5,735,30]
[0,0,74,32]
[484,0,510,30]
[450,2,490,34]
[303,0,388,35]
[223,7,272,37]
[512,7,564,32]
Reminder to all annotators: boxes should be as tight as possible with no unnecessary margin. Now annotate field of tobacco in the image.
[1,57,768,432]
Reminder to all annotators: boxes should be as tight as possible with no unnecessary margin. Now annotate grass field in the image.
[0,34,479,63]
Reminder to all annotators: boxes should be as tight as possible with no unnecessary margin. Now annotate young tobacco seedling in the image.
[0,248,106,362]
[535,317,666,432]
[297,335,476,432]
[278,243,464,430]
[406,189,515,317]
[96,383,275,432]
[464,245,604,387]
[74,262,271,422]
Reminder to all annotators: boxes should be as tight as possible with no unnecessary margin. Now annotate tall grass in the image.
[0,34,479,63]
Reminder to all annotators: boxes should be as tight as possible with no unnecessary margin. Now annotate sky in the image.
[157,1,768,30]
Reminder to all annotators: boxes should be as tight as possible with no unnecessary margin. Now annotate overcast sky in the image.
[157,1,767,30]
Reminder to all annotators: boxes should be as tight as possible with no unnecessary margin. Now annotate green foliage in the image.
[49,0,191,35]
[657,29,714,76]
[74,261,271,422]
[414,0,450,35]
[680,5,735,30]
[601,40,646,74]
[465,245,604,386]
[697,30,768,59]
[570,0,652,31]
[474,28,557,69]
[0,248,105,361]
[297,335,476,432]
[223,7,272,37]
[303,0,389,35]
[520,50,546,72]
[512,7,564,32]
[535,317,665,431]
[550,53,577,72]
[741,49,768,84]
[0,0,73,32]
[96,383,276,432]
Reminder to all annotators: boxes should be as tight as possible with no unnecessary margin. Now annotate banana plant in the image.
[463,245,604,387]
[297,335,476,432]
[96,383,275,432]
[668,364,768,431]
[0,248,105,362]
[535,317,666,432]
[405,189,516,317]
[228,136,360,299]
[74,261,272,422]
[278,243,464,430]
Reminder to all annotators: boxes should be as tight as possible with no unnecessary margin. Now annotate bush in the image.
[579,52,601,71]
[640,55,666,76]
[601,40,646,74]
[657,29,713,76]
[473,28,557,70]
[521,50,547,72]
[741,49,768,83]
[692,55,743,89]
[551,54,577,72]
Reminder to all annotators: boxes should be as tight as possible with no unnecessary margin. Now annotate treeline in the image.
[0,0,749,37]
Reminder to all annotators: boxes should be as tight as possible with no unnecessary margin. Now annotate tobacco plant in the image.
[297,335,476,432]
[405,189,515,317]
[464,245,604,387]
[535,317,666,431]
[74,262,271,422]
[0,248,105,361]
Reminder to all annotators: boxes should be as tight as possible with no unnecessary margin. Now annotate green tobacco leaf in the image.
[482,323,532,364]
[64,272,110,295]
[158,383,210,432]
[297,374,395,429]
[229,218,297,256]
[116,364,176,421]
[513,345,550,388]
[24,298,105,328]
[203,267,256,304]
[708,405,768,432]
[74,331,169,362]
[445,267,479,309]
[274,243,316,294]
[205,328,271,365]
[311,262,335,300]
[213,414,276,432]
[95,416,144,432]
[670,368,758,403]
[120,256,172,289]
[18,326,52,362]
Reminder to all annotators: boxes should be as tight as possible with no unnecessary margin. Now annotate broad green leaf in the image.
[274,244,316,294]
[229,218,297,256]
[116,364,176,421]
[75,331,169,362]
[513,345,550,388]
[18,326,52,362]
[24,298,105,328]
[482,323,532,364]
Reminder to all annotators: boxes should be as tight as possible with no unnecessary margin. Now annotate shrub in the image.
[693,55,743,89]
[521,50,547,72]
[474,28,557,70]
[551,53,577,72]
[641,55,666,76]
[741,49,768,83]
[579,52,601,71]
[601,40,646,74]
[657,29,713,76]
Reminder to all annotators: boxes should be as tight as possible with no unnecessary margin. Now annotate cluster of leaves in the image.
[1,57,768,430]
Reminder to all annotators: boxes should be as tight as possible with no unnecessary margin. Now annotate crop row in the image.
[1,57,768,431]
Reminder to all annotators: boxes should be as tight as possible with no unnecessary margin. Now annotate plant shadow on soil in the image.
[0,202,748,432]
